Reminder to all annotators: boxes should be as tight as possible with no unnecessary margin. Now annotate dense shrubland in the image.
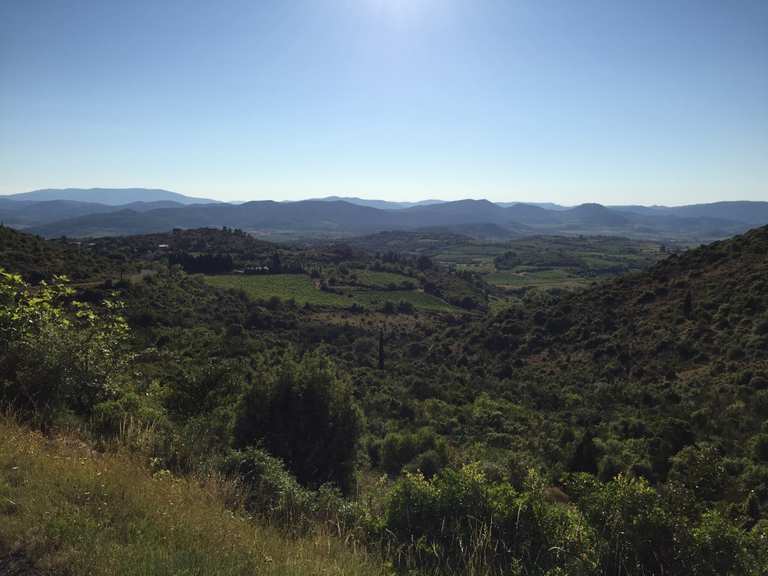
[0,224,126,282]
[1,225,768,574]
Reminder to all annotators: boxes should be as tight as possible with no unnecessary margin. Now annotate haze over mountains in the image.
[1,188,767,242]
[6,188,219,206]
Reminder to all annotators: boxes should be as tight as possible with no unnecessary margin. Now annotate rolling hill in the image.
[431,224,768,495]
[471,224,768,376]
[25,199,766,241]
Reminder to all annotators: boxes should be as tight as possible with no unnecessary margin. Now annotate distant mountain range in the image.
[1,188,766,242]
[309,196,445,210]
[4,188,218,206]
[311,196,568,211]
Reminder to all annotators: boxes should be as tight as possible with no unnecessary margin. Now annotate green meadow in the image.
[204,273,456,312]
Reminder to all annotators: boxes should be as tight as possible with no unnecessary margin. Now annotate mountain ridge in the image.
[1,189,765,242]
[23,198,768,241]
[4,187,219,206]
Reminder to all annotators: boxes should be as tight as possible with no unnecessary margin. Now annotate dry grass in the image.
[0,416,387,576]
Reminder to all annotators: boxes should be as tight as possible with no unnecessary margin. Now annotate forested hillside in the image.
[0,225,128,282]
[1,225,767,575]
[429,225,768,488]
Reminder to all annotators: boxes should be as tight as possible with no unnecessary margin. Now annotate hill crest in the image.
[5,187,219,206]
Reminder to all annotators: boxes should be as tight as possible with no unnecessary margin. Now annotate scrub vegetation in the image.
[1,224,767,575]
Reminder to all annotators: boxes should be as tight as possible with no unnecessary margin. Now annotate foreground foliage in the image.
[378,465,767,575]
[0,269,130,430]
[0,417,384,576]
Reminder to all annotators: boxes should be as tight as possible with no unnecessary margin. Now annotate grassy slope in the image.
[0,418,383,576]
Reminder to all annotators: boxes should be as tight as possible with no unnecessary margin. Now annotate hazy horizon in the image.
[2,1,766,205]
[4,187,768,209]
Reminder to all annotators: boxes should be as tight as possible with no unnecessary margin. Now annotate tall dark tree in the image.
[378,328,385,370]
[569,429,599,475]
[270,252,282,274]
[683,290,693,319]
[416,255,433,271]
[234,353,363,493]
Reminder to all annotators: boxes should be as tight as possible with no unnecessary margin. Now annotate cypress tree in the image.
[378,328,385,370]
[569,429,599,475]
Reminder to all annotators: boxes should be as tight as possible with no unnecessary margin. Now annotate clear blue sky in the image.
[1,0,766,205]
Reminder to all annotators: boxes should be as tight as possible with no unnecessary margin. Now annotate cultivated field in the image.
[204,273,456,312]
[484,268,592,290]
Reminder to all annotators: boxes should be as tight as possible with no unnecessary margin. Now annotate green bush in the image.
[222,447,367,535]
[563,471,767,575]
[689,510,758,575]
[382,464,597,575]
[566,473,679,575]
[668,444,727,501]
[221,446,314,525]
[0,269,131,430]
[233,352,363,493]
[380,428,448,477]
[90,384,167,437]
